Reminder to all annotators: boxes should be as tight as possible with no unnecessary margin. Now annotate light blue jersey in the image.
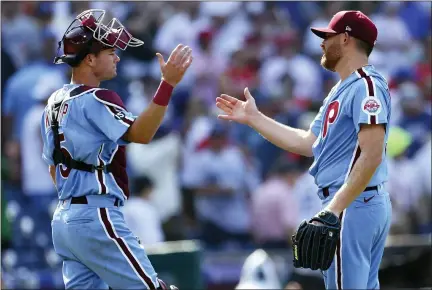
[307,65,392,290]
[309,65,391,190]
[41,84,137,204]
[45,84,163,289]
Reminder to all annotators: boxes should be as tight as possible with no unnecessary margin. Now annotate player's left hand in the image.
[156,44,193,87]
[291,210,341,271]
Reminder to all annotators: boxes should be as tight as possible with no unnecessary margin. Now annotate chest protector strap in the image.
[50,87,113,173]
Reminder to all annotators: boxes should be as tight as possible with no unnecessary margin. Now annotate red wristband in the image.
[152,80,173,106]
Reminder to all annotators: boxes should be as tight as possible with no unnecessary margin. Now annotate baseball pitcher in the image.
[216,10,392,289]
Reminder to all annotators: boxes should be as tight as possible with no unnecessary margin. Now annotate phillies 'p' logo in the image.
[322,100,340,138]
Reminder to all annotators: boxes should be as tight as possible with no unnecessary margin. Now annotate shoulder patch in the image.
[361,97,382,116]
[93,89,126,110]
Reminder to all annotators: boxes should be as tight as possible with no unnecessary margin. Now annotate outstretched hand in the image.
[216,87,260,125]
[156,44,193,87]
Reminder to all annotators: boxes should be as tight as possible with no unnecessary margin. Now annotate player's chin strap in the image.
[49,88,113,173]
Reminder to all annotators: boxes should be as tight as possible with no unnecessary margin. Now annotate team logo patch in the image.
[361,97,382,115]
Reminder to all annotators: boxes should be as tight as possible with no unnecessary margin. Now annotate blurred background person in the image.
[394,81,431,158]
[369,2,414,77]
[20,71,65,220]
[385,126,419,234]
[123,176,165,245]
[182,123,260,249]
[2,29,67,186]
[411,135,432,235]
[125,88,184,241]
[250,159,301,250]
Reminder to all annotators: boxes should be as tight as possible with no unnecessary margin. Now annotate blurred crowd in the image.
[1,1,431,288]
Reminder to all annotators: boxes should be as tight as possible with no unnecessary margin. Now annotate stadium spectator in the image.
[386,126,419,234]
[190,29,227,108]
[395,81,432,158]
[123,176,165,245]
[250,159,301,249]
[182,123,259,248]
[20,70,65,217]
[370,2,414,77]
[412,136,432,234]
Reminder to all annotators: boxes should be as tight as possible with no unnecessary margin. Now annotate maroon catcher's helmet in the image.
[54,9,144,67]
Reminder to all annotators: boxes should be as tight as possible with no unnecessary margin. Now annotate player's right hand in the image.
[156,44,193,87]
[216,87,260,125]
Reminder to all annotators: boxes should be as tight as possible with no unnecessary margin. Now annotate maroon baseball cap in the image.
[311,10,378,47]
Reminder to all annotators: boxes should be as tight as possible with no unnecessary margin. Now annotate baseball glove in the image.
[291,210,341,271]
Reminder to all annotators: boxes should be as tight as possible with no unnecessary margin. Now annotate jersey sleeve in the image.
[41,110,54,165]
[309,104,325,137]
[350,79,391,133]
[84,89,136,145]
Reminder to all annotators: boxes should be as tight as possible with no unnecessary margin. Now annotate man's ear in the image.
[343,32,349,44]
[84,54,96,67]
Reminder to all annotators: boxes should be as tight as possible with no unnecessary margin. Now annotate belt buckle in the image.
[93,165,105,173]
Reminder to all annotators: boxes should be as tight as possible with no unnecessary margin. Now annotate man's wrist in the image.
[161,77,176,88]
[247,111,264,128]
[152,80,174,106]
[325,205,343,217]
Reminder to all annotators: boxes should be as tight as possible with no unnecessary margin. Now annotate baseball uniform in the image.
[309,65,392,289]
[41,84,160,289]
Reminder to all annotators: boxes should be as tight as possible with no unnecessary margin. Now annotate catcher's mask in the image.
[54,9,144,67]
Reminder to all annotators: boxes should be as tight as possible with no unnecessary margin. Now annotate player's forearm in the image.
[124,81,173,144]
[326,153,382,214]
[129,102,168,144]
[249,112,314,157]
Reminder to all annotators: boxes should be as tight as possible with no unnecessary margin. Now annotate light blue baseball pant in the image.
[51,195,160,289]
[321,188,392,289]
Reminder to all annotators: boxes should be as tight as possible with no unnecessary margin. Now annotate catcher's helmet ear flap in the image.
[54,25,97,66]
[54,9,144,66]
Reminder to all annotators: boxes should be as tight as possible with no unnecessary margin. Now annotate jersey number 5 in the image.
[59,133,72,178]
[322,101,340,138]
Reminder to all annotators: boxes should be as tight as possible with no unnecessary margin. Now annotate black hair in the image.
[132,175,154,193]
